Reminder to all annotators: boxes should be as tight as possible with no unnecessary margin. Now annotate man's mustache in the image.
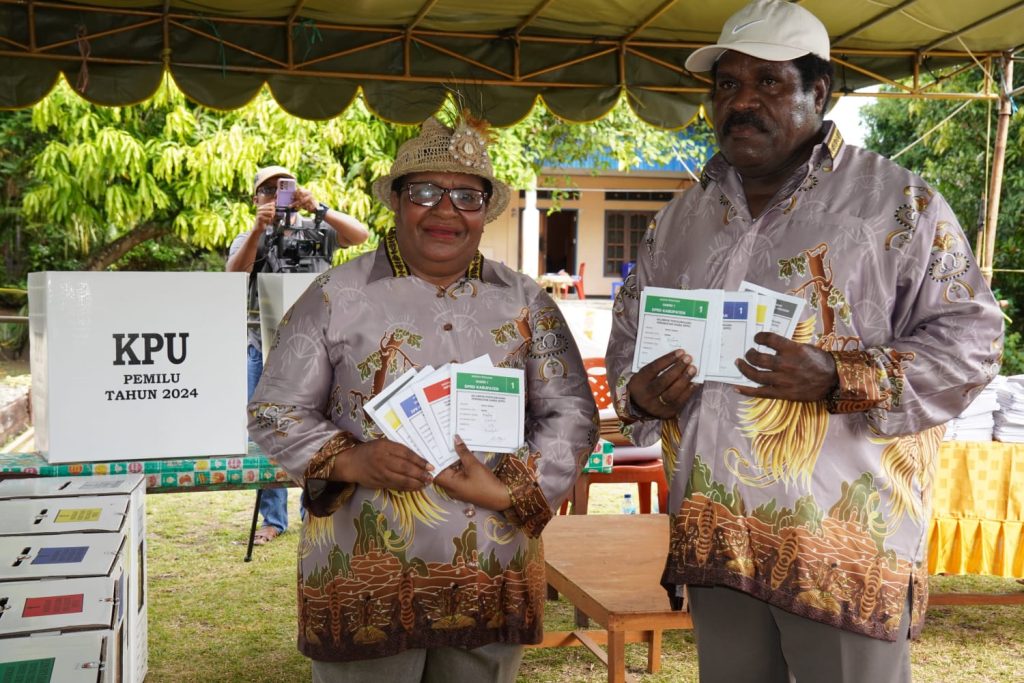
[722,111,769,135]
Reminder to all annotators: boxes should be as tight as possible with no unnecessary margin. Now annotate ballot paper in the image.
[750,290,776,339]
[740,281,806,350]
[450,366,526,453]
[632,287,722,382]
[388,365,456,470]
[384,365,437,463]
[704,291,758,386]
[414,356,494,468]
[362,367,420,446]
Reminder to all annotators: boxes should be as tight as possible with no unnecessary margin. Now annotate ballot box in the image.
[0,628,125,683]
[0,475,148,683]
[256,272,320,362]
[28,271,248,463]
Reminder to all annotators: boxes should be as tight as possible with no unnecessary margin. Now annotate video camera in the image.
[261,178,333,274]
[263,224,332,274]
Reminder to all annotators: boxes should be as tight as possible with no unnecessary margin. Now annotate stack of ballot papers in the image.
[364,355,526,471]
[632,281,805,386]
[993,375,1024,442]
[944,375,1003,441]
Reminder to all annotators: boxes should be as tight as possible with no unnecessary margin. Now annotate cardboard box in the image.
[0,533,124,583]
[0,629,125,683]
[0,574,125,637]
[0,476,148,683]
[0,495,130,536]
[582,438,614,473]
[256,272,319,362]
[28,271,248,463]
[0,474,145,500]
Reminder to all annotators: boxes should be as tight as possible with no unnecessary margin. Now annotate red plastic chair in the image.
[569,262,586,300]
[560,358,668,515]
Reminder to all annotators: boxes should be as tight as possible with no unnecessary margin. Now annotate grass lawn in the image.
[143,484,1024,682]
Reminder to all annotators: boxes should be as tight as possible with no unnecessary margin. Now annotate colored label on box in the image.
[23,593,85,618]
[0,658,55,682]
[54,508,103,523]
[32,546,89,564]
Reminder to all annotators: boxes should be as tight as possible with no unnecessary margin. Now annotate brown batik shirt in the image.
[606,123,1003,641]
[249,231,598,662]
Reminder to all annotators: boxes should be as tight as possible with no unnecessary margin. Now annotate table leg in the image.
[571,474,590,515]
[647,628,662,673]
[608,628,626,683]
[244,488,263,562]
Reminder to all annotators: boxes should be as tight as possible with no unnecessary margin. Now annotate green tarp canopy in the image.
[2,0,1022,127]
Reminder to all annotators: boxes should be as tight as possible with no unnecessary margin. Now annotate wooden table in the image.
[0,443,292,562]
[537,272,575,298]
[533,514,692,683]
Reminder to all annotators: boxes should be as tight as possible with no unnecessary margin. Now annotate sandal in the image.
[253,525,281,546]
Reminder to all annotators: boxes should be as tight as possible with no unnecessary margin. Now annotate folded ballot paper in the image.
[365,355,525,471]
[632,283,805,386]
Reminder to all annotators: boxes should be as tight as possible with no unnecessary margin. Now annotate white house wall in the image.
[479,171,694,298]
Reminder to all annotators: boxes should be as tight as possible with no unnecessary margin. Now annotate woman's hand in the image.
[432,435,513,511]
[334,439,433,491]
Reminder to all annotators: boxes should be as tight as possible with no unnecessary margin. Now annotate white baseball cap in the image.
[685,0,830,73]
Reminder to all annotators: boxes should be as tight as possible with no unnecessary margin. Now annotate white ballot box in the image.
[0,532,141,683]
[0,573,125,638]
[256,272,320,362]
[0,496,130,536]
[0,566,128,683]
[0,532,124,583]
[0,474,144,500]
[0,475,148,683]
[28,271,248,463]
[0,627,125,683]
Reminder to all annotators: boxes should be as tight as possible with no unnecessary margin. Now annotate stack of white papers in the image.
[631,282,805,386]
[945,375,1003,441]
[993,375,1024,442]
[364,355,526,470]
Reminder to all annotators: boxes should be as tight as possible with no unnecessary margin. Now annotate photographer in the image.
[227,165,368,545]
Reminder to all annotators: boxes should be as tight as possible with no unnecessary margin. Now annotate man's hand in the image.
[432,435,513,511]
[293,186,319,213]
[628,349,699,418]
[255,202,277,232]
[334,439,433,491]
[735,332,837,401]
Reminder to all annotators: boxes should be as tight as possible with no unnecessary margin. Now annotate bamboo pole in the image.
[982,53,1013,285]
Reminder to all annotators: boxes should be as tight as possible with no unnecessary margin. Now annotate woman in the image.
[248,116,597,683]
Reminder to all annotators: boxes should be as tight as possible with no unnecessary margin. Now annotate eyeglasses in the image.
[405,182,487,212]
[255,185,278,197]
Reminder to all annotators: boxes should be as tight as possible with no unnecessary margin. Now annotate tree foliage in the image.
[0,77,711,284]
[859,65,1024,369]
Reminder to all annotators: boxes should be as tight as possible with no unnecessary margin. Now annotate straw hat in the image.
[253,165,295,194]
[372,117,511,223]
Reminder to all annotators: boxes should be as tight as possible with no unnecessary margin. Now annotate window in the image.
[604,210,654,277]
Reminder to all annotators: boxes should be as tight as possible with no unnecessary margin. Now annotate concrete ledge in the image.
[0,387,30,447]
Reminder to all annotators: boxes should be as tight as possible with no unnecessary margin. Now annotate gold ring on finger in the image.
[657,394,669,407]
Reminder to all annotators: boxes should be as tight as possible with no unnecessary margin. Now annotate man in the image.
[227,165,368,545]
[605,1,1004,681]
